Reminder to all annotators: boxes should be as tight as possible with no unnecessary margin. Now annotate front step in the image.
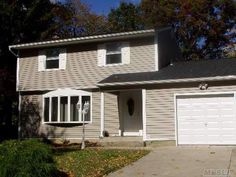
[98,137,144,147]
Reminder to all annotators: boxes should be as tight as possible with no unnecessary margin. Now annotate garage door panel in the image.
[220,116,235,121]
[178,121,205,128]
[221,135,236,143]
[179,135,206,144]
[221,122,236,128]
[220,129,236,134]
[207,129,222,135]
[177,94,236,145]
[207,122,220,128]
[207,135,220,143]
[179,129,205,136]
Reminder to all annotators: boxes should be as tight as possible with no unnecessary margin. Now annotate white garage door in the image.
[177,93,236,145]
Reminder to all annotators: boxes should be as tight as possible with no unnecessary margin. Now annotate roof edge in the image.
[97,75,236,87]
[9,29,155,50]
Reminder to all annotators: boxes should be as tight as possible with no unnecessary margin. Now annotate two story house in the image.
[9,27,236,145]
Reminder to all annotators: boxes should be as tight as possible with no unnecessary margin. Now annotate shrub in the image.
[0,139,57,177]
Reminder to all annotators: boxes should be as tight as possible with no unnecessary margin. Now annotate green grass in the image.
[54,148,149,177]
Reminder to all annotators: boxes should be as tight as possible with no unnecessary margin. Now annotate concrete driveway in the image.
[108,146,236,177]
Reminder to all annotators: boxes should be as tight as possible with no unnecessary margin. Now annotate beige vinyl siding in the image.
[19,37,155,91]
[146,83,236,140]
[21,91,101,139]
[104,92,120,136]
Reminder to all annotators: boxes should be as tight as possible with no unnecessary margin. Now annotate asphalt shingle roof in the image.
[98,58,236,85]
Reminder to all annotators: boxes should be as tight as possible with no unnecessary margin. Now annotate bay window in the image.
[43,89,92,123]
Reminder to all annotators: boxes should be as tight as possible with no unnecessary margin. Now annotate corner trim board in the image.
[142,89,147,141]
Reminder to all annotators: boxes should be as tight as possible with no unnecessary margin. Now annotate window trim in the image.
[42,89,92,124]
[105,43,123,66]
[38,48,67,71]
[45,48,60,70]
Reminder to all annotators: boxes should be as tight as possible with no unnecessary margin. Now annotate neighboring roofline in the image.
[17,86,98,92]
[9,29,155,50]
[97,75,236,87]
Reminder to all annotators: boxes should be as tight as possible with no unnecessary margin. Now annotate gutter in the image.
[9,29,155,50]
[8,46,19,57]
[97,75,236,87]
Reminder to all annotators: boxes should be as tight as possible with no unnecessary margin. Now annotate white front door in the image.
[120,90,142,136]
[177,94,236,145]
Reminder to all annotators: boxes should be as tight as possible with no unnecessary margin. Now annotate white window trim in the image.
[38,48,66,71]
[45,49,60,70]
[105,43,122,66]
[104,63,125,67]
[97,42,130,67]
[42,88,92,124]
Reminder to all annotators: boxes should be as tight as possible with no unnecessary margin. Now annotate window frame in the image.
[105,43,123,66]
[42,89,92,124]
[45,48,60,70]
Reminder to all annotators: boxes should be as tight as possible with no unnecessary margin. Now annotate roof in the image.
[9,29,155,50]
[98,58,236,87]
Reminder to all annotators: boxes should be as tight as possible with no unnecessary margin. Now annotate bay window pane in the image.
[51,97,58,122]
[82,96,90,121]
[60,97,68,122]
[70,96,79,121]
[44,98,49,122]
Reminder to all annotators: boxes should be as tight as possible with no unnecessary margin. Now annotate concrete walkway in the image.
[107,146,236,177]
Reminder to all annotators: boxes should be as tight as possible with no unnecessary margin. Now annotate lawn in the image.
[54,148,149,177]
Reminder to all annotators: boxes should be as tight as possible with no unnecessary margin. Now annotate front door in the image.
[120,90,142,136]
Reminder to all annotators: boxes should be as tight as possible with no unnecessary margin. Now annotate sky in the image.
[51,0,141,15]
[80,0,141,15]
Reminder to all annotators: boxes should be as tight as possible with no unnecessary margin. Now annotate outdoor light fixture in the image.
[199,82,208,90]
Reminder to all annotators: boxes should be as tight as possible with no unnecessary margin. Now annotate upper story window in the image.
[97,42,130,67]
[38,48,67,71]
[46,49,60,69]
[43,88,92,124]
[106,43,122,65]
